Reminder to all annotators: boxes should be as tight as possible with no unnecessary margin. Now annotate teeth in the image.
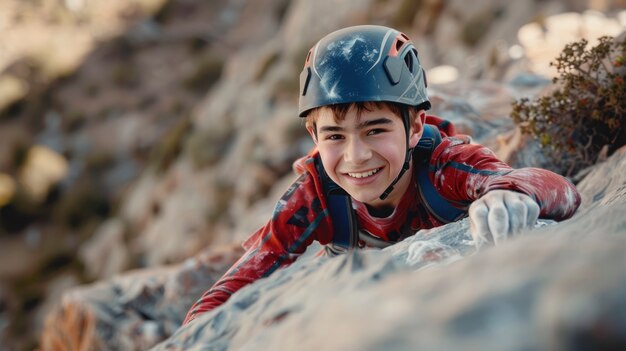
[348,168,380,179]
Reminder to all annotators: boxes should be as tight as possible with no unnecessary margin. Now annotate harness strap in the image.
[315,158,358,254]
[415,125,467,223]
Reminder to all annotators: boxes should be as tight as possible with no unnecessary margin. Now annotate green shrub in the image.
[511,35,626,177]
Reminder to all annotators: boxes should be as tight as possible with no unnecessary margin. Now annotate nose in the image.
[344,136,371,165]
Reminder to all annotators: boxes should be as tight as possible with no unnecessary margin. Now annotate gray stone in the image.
[151,146,626,351]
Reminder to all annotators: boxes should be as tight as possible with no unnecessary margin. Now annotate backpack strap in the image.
[415,124,467,223]
[314,157,359,254]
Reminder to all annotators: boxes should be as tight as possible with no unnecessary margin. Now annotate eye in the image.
[367,128,385,136]
[325,134,344,141]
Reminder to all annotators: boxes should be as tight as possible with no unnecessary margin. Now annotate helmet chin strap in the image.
[379,107,413,201]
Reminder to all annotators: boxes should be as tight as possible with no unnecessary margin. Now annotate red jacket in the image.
[183,116,581,324]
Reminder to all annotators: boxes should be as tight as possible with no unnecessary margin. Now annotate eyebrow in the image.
[318,117,394,133]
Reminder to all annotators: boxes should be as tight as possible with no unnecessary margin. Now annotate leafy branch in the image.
[511,35,626,177]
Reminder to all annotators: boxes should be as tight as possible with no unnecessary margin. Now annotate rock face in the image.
[41,147,626,350]
[149,152,626,351]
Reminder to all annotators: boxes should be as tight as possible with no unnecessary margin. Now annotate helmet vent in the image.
[395,37,407,52]
[404,50,414,73]
[390,33,410,57]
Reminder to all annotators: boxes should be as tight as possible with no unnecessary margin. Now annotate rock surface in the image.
[40,145,626,350]
[151,147,626,351]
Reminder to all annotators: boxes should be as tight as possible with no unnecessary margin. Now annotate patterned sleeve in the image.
[183,172,332,324]
[431,137,581,220]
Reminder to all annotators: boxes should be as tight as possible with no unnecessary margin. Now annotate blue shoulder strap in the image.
[415,124,467,223]
[314,157,358,252]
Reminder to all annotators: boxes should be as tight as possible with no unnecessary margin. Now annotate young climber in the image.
[183,25,580,324]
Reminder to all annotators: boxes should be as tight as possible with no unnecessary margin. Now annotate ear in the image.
[306,122,318,145]
[408,110,426,148]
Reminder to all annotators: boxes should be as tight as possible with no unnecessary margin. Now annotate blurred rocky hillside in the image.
[0,0,624,349]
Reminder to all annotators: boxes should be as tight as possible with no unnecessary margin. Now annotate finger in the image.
[469,201,492,247]
[485,195,509,245]
[505,195,526,234]
[504,192,528,235]
[522,196,540,227]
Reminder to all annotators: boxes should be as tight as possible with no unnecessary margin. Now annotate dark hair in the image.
[306,101,425,132]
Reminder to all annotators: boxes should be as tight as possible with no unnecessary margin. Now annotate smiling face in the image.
[307,103,423,209]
